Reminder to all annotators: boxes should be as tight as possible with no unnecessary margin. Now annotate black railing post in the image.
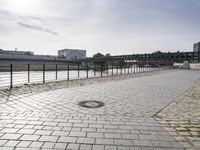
[10,64,13,89]
[112,65,113,76]
[67,64,69,81]
[131,64,133,73]
[28,64,30,83]
[128,65,130,74]
[124,65,126,74]
[86,64,89,78]
[107,64,109,75]
[56,64,58,80]
[94,64,96,76]
[78,64,80,78]
[101,65,103,77]
[43,64,45,84]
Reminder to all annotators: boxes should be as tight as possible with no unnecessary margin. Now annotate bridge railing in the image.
[0,62,166,89]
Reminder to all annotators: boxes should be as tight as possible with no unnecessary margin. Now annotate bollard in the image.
[116,65,118,74]
[10,64,13,89]
[134,65,135,73]
[43,64,45,84]
[121,66,123,75]
[28,64,30,83]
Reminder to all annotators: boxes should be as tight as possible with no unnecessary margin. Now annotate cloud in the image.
[17,22,58,35]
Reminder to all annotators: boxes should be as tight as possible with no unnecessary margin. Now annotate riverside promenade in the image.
[0,70,200,150]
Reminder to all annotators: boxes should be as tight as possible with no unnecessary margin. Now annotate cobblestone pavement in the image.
[155,75,200,150]
[0,70,165,104]
[0,70,200,150]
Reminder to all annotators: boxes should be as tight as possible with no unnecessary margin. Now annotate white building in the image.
[58,49,86,60]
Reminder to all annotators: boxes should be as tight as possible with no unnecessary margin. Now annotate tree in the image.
[93,53,106,70]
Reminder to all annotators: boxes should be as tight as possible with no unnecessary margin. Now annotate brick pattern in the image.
[0,70,200,149]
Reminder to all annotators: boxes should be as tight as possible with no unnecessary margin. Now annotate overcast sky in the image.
[0,0,200,56]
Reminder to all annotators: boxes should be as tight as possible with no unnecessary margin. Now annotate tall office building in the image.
[193,42,200,52]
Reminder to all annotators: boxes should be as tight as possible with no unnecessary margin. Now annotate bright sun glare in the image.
[5,0,38,15]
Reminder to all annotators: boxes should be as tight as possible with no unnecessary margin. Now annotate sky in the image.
[0,0,200,57]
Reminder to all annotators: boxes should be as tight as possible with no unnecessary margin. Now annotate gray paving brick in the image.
[16,141,31,148]
[1,134,22,140]
[87,132,103,138]
[92,145,104,150]
[69,131,86,137]
[67,143,80,149]
[105,145,117,150]
[95,138,114,145]
[39,135,59,142]
[122,134,139,139]
[58,136,77,143]
[104,133,121,139]
[54,142,68,149]
[114,139,133,146]
[20,135,40,141]
[4,140,20,147]
[77,137,95,144]
[0,128,19,133]
[42,142,55,148]
[0,140,7,146]
[17,129,36,134]
[80,144,92,150]
[34,130,52,135]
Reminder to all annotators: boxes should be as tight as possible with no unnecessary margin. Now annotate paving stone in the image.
[67,143,80,149]
[54,142,68,149]
[42,142,55,148]
[79,144,92,150]
[29,142,44,148]
[92,145,104,150]
[16,141,31,148]
[17,129,36,134]
[1,134,22,140]
[4,140,20,147]
[20,135,40,141]
[39,135,59,142]
[77,137,95,144]
[58,136,77,143]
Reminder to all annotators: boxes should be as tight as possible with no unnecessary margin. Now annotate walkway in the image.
[0,70,200,150]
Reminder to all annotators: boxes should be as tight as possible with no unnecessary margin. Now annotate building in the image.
[58,49,86,60]
[193,42,200,52]
[0,49,57,60]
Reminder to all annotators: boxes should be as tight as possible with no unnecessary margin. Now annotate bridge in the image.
[0,51,199,65]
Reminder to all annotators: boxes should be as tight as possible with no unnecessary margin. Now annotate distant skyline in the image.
[0,0,200,57]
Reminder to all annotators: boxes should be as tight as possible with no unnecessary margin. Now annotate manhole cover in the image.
[78,101,104,108]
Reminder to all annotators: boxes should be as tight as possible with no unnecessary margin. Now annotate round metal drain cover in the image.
[78,101,104,108]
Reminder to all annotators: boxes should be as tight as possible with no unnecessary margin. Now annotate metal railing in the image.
[0,63,166,89]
